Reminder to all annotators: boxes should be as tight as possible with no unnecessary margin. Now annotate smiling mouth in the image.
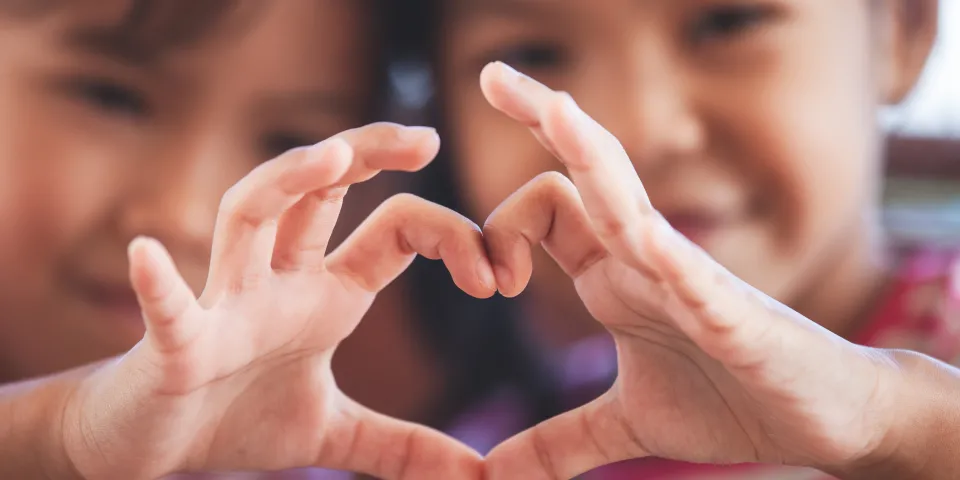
[68,278,146,329]
[661,212,734,245]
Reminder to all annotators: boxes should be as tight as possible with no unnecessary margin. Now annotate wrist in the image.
[0,368,90,480]
[830,349,960,480]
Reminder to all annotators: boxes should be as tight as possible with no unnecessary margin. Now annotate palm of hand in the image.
[170,272,375,472]
[574,258,770,465]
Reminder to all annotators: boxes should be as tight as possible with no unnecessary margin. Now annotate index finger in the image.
[333,122,442,185]
[483,172,608,297]
[480,62,654,269]
[205,124,439,294]
[325,194,497,298]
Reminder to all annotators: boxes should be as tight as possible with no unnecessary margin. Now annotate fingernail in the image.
[128,236,164,276]
[401,126,438,141]
[128,235,154,256]
[497,61,522,79]
[495,61,535,91]
[478,259,497,291]
[494,265,513,295]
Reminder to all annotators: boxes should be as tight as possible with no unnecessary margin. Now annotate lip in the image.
[66,275,146,331]
[660,211,734,246]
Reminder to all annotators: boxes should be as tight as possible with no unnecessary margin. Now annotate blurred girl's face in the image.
[439,0,932,344]
[0,0,374,378]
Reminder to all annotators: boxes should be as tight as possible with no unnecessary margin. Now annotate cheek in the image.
[780,104,876,251]
[0,96,130,295]
[449,92,559,219]
[719,72,879,258]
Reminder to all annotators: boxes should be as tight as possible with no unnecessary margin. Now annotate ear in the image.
[875,0,939,104]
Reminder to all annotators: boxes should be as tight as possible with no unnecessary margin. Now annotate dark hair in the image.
[388,0,564,427]
[0,0,389,120]
[0,0,244,62]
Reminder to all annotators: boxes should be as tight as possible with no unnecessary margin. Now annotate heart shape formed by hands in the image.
[56,63,914,480]
[60,123,495,480]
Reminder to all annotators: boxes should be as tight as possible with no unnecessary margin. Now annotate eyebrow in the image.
[61,25,159,68]
[447,0,551,20]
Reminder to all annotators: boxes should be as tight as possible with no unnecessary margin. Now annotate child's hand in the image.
[58,124,493,480]
[478,62,903,479]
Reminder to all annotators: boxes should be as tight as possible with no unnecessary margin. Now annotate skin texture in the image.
[0,0,955,478]
[438,0,937,347]
[0,67,957,480]
[0,0,443,421]
[475,60,957,480]
[55,125,493,479]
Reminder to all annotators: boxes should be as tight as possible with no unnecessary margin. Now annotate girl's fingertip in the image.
[127,236,144,258]
[483,61,526,92]
[128,235,157,260]
[496,61,521,78]
[481,61,507,78]
[494,265,515,297]
[403,125,438,139]
[477,258,498,292]
[127,237,163,292]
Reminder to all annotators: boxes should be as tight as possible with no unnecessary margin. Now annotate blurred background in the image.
[883,0,960,248]
[1,1,959,478]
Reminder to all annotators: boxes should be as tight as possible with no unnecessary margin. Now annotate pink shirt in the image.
[556,247,960,479]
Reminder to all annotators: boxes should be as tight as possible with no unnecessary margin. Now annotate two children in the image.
[1,0,959,478]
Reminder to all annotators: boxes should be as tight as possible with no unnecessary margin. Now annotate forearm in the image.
[0,367,92,480]
[837,350,960,480]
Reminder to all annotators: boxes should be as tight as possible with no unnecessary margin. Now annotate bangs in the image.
[1,0,246,62]
[93,0,242,61]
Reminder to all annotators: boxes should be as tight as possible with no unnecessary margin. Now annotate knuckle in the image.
[594,215,629,239]
[350,121,404,143]
[217,185,245,217]
[382,192,424,213]
[531,427,563,480]
[217,186,261,229]
[552,91,574,111]
[530,171,578,203]
[533,170,571,189]
[315,185,350,204]
[283,143,314,162]
[368,194,435,241]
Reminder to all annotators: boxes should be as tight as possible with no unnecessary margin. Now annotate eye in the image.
[490,42,568,73]
[689,4,777,44]
[67,77,151,119]
[261,132,316,159]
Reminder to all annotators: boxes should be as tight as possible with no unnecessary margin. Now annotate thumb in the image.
[319,395,483,479]
[128,236,202,353]
[485,391,648,479]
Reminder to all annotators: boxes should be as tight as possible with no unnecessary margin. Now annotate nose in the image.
[580,40,706,172]
[117,137,244,264]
